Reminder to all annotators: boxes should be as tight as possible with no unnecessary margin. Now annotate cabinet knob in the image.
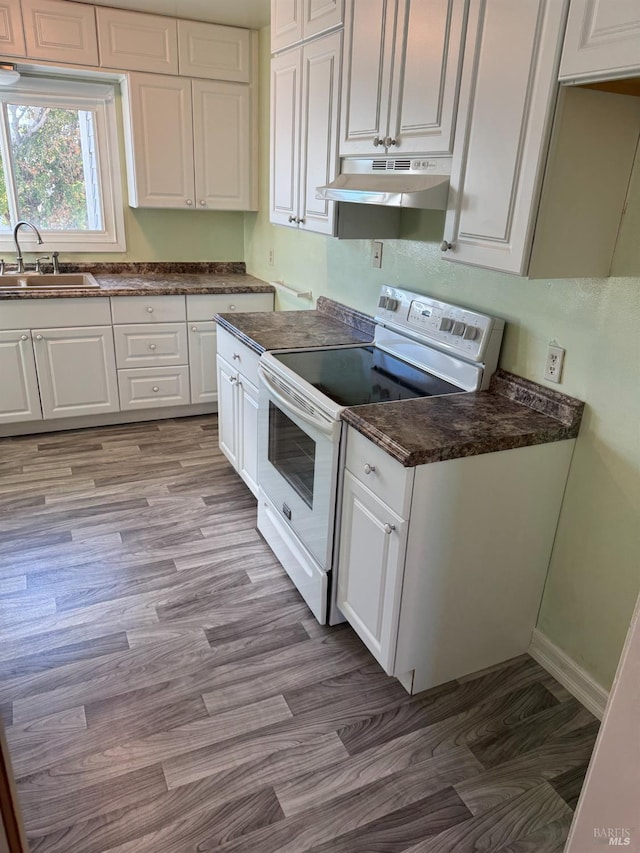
[35,334,43,341]
[229,375,238,383]
[440,241,453,252]
[20,334,28,341]
[383,523,396,535]
[384,137,397,148]
[186,199,193,206]
[191,326,198,332]
[372,136,382,147]
[148,343,157,350]
[298,217,305,224]
[288,215,296,223]
[199,200,206,207]
[232,353,240,361]
[146,306,154,313]
[363,463,376,475]
[229,305,236,311]
[152,386,160,392]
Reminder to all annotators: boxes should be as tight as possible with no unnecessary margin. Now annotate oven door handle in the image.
[258,366,337,438]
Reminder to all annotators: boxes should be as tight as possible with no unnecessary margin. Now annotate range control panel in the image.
[375,286,505,364]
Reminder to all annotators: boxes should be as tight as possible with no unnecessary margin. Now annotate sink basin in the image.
[0,273,100,290]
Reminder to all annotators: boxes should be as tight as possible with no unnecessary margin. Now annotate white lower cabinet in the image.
[0,330,42,423]
[33,326,119,419]
[337,426,578,694]
[188,321,217,404]
[216,325,262,497]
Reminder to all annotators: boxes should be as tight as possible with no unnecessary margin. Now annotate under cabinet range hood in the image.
[317,157,451,209]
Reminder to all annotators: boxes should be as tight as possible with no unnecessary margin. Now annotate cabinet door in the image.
[270,47,302,227]
[96,7,178,74]
[299,31,341,235]
[237,375,259,497]
[560,0,640,83]
[0,331,41,423]
[339,0,396,156]
[193,79,254,210]
[442,0,568,275]
[271,0,303,52]
[22,0,98,65]
[178,20,251,82]
[0,0,26,57]
[387,0,467,156]
[305,0,344,39]
[216,354,239,470]
[33,326,119,419]
[337,471,407,674]
[125,73,195,209]
[189,321,217,405]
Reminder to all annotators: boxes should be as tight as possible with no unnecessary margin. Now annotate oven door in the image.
[257,365,341,571]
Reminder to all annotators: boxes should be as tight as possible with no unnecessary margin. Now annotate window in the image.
[0,76,126,254]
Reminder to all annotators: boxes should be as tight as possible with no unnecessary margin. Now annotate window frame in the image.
[0,76,126,254]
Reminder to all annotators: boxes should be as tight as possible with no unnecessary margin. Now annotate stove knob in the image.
[452,321,466,336]
[386,298,399,312]
[463,325,478,340]
[439,317,453,332]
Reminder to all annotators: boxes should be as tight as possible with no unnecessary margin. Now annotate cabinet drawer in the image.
[186,292,274,321]
[345,427,413,517]
[111,296,186,324]
[0,298,111,330]
[113,323,188,368]
[216,325,261,386]
[118,365,190,410]
[97,6,178,74]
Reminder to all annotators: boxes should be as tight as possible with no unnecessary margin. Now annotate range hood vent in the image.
[317,157,452,209]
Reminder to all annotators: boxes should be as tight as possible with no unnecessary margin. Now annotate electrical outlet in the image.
[268,248,274,266]
[372,241,383,269]
[544,343,565,383]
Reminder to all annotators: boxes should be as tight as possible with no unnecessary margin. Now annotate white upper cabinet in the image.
[441,0,569,276]
[96,7,178,74]
[560,0,640,83]
[271,31,342,234]
[21,0,98,65]
[124,72,256,211]
[340,0,467,157]
[0,0,25,57]
[271,0,343,52]
[178,20,252,82]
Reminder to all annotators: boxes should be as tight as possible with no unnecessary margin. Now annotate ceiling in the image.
[81,0,271,29]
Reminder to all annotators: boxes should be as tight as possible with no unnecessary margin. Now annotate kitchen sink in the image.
[0,273,100,290]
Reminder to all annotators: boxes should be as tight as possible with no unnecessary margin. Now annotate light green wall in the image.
[245,27,640,690]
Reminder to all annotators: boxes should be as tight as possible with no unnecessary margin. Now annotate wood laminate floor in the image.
[0,415,598,853]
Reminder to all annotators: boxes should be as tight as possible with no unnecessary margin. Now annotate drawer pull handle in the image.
[363,463,376,475]
[152,386,160,392]
[20,334,28,341]
[146,307,154,313]
[35,334,43,341]
[384,523,396,535]
[232,353,240,361]
[149,344,157,350]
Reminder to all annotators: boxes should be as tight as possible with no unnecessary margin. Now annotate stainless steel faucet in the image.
[13,220,44,274]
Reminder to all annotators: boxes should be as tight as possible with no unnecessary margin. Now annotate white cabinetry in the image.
[96,7,178,74]
[560,0,640,83]
[340,0,467,157]
[0,0,25,57]
[178,20,252,82]
[216,324,264,497]
[33,326,119,419]
[21,0,98,65]
[271,0,343,52]
[270,31,342,234]
[337,426,578,694]
[124,72,256,211]
[0,330,41,424]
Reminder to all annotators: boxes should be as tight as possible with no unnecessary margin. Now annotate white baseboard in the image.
[529,629,609,720]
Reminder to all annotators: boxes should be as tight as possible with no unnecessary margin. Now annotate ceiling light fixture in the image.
[0,62,20,86]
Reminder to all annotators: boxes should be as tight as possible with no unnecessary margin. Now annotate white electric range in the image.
[256,286,505,624]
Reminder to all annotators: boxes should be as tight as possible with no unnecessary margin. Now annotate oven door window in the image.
[268,402,315,508]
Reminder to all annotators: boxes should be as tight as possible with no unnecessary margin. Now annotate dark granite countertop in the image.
[215,298,584,467]
[0,262,273,299]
